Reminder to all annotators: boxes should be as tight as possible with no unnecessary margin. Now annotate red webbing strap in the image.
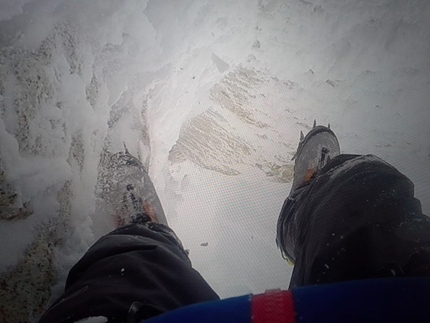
[252,290,296,323]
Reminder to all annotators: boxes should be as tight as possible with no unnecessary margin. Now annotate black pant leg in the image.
[277,154,430,288]
[39,223,219,323]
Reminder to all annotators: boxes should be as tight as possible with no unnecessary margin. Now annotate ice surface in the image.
[0,0,429,321]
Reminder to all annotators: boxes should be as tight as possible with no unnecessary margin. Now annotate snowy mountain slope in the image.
[0,2,164,320]
[169,66,298,179]
[0,0,429,322]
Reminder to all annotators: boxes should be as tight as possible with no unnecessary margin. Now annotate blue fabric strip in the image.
[143,278,430,323]
[292,277,430,323]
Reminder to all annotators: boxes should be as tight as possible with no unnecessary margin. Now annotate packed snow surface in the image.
[0,0,429,321]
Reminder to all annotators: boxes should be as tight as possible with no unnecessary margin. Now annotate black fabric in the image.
[39,223,219,323]
[41,153,430,322]
[277,154,430,288]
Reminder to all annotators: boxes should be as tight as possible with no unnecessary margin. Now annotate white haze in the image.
[0,0,429,312]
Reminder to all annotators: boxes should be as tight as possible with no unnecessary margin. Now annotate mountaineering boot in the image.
[290,121,340,193]
[276,121,340,264]
[103,146,168,227]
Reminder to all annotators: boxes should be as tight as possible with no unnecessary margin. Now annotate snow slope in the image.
[0,0,429,321]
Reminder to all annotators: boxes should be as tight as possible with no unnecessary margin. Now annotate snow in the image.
[0,0,429,321]
[0,0,37,22]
